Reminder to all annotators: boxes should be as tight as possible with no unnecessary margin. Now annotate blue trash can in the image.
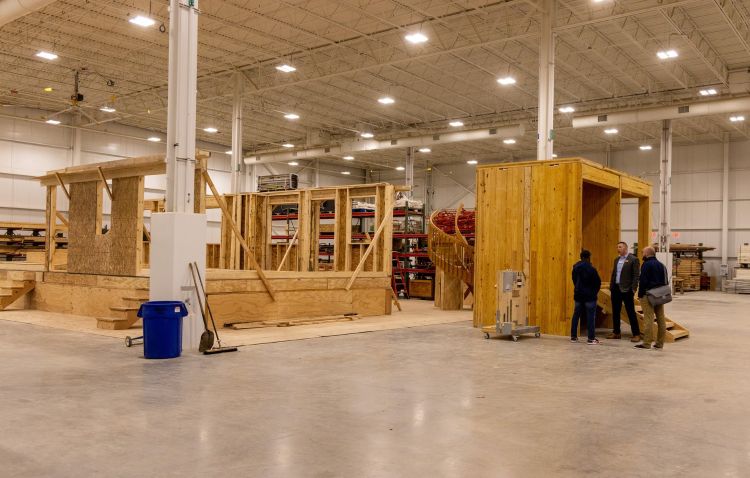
[138,301,188,359]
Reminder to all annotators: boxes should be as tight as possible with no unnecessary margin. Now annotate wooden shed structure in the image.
[473,158,652,337]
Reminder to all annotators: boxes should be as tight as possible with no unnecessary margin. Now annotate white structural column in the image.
[151,0,206,352]
[231,72,245,193]
[537,0,556,161]
[721,132,730,279]
[658,119,673,254]
[405,147,414,197]
[71,128,82,166]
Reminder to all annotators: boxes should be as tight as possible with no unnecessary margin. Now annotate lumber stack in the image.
[670,243,715,292]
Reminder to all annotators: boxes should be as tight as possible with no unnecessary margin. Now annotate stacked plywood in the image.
[740,243,750,266]
[670,243,715,292]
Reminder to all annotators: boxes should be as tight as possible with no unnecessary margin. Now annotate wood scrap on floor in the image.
[230,313,360,329]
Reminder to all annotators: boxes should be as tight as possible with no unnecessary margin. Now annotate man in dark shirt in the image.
[635,247,668,350]
[607,241,642,342]
[571,249,602,345]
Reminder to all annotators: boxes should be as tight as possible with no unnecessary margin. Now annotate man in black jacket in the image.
[607,242,642,342]
[635,247,668,350]
[571,249,602,345]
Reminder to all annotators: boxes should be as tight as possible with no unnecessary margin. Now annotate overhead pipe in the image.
[572,96,750,128]
[0,0,58,27]
[244,124,525,165]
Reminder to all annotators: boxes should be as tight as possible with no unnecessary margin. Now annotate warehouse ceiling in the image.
[2,0,750,170]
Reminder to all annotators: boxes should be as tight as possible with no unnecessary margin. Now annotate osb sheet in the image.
[0,300,471,346]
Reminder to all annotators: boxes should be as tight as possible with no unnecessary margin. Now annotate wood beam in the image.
[97,167,113,201]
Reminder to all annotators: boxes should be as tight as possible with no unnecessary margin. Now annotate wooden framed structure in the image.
[12,155,394,327]
[474,158,652,336]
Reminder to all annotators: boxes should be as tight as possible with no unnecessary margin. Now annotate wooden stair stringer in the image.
[0,280,36,310]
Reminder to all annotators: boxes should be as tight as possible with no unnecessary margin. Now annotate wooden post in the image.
[203,169,276,300]
[97,166,113,201]
[55,211,69,227]
[45,185,57,271]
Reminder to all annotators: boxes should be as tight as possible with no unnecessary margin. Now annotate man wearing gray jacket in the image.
[606,242,642,342]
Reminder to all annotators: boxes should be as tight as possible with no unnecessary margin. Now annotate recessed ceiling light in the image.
[225,150,233,154]
[203,127,218,133]
[559,106,575,113]
[282,143,294,148]
[129,15,156,27]
[378,96,395,105]
[657,49,678,59]
[288,161,299,166]
[100,106,116,113]
[147,136,161,142]
[405,32,428,44]
[503,138,516,144]
[497,76,516,86]
[552,154,558,158]
[418,147,431,153]
[45,119,60,125]
[341,171,351,175]
[284,113,299,120]
[36,51,58,60]
[730,115,745,122]
[343,155,354,160]
[467,160,478,165]
[699,88,718,96]
[449,120,464,127]
[604,128,618,134]
[43,87,53,92]
[395,166,405,171]
[276,64,296,73]
[640,145,653,151]
[360,132,374,138]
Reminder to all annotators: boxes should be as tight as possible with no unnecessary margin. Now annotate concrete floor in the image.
[2,291,749,478]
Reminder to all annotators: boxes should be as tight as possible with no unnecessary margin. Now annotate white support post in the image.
[152,0,206,352]
[313,159,320,187]
[405,147,414,197]
[72,128,81,166]
[658,119,673,254]
[231,71,244,193]
[721,132,730,280]
[537,0,556,161]
[424,161,433,216]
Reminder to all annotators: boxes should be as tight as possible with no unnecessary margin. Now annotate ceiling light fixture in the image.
[203,127,218,133]
[395,166,405,171]
[604,128,618,134]
[449,120,464,127]
[552,154,558,158]
[225,150,233,154]
[276,64,296,73]
[43,87,53,92]
[503,138,516,144]
[418,147,431,153]
[284,113,299,120]
[343,155,354,160]
[100,106,116,113]
[341,171,351,175]
[360,132,374,138]
[730,115,745,122]
[656,49,678,59]
[282,143,294,148]
[405,32,428,44]
[45,119,60,125]
[288,161,299,166]
[378,96,395,105]
[467,160,478,165]
[129,15,156,27]
[699,88,718,96]
[559,106,575,113]
[36,51,58,60]
[639,145,653,151]
[147,136,161,142]
[497,76,516,86]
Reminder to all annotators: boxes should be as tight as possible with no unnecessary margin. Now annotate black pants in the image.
[611,287,640,336]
